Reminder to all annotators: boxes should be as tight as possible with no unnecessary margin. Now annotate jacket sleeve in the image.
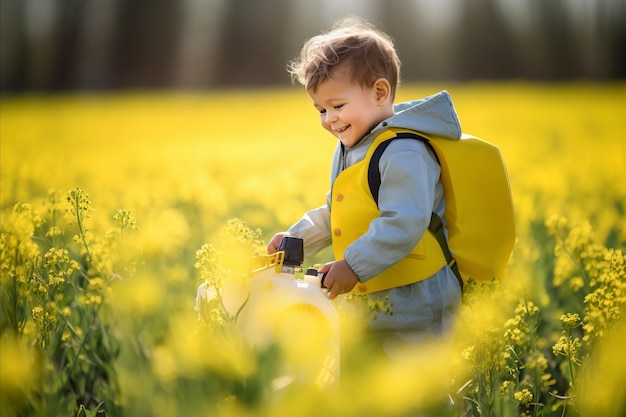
[344,139,442,281]
[286,143,343,258]
[287,191,333,257]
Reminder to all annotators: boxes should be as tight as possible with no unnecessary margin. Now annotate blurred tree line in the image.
[0,0,624,92]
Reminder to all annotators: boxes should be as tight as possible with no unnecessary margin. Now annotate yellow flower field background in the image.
[1,82,625,417]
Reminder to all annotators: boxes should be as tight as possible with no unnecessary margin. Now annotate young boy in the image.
[268,17,462,359]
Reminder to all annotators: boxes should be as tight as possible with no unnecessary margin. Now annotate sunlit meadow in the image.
[1,83,625,417]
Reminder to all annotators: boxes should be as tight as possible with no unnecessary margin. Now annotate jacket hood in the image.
[331,90,462,174]
[384,90,462,140]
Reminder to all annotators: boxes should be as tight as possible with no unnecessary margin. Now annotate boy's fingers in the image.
[267,234,285,253]
[329,286,348,300]
[323,274,337,297]
[328,287,339,300]
[327,280,345,300]
[318,262,332,273]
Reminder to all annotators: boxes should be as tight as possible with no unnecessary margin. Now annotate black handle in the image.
[277,236,304,267]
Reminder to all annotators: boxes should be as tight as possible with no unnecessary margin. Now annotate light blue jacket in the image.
[289,90,461,280]
[288,90,463,350]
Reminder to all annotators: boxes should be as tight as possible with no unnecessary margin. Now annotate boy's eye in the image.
[317,104,343,115]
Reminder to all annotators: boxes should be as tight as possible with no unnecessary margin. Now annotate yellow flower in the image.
[569,276,585,292]
[560,313,580,328]
[88,295,103,305]
[500,380,512,395]
[515,300,538,316]
[32,306,44,323]
[461,346,475,361]
[88,277,105,291]
[209,308,224,325]
[552,335,581,357]
[65,188,92,220]
[45,226,63,238]
[514,388,533,406]
[113,209,139,233]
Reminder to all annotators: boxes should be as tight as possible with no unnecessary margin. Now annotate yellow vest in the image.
[331,129,447,295]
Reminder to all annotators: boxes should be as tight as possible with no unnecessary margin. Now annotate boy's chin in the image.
[337,134,362,148]
[338,137,351,147]
[341,139,363,148]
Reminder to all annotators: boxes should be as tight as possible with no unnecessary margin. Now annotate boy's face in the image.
[308,65,393,148]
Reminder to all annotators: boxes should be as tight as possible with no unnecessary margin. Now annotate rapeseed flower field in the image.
[1,82,625,417]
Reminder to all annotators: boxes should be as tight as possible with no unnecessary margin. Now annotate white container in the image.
[196,252,340,388]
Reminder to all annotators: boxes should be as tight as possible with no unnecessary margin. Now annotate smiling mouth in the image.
[335,125,349,134]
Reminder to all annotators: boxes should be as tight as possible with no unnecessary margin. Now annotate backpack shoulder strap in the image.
[429,212,463,290]
[367,131,463,290]
[368,132,432,205]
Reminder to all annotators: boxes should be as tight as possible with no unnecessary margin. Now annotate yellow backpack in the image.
[368,128,516,290]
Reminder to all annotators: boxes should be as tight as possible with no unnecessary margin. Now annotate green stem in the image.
[72,196,92,261]
[566,328,577,394]
[522,299,541,417]
[12,247,19,333]
[59,281,109,404]
[557,227,591,293]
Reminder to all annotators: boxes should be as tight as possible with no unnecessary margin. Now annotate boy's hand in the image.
[267,232,293,254]
[319,260,359,300]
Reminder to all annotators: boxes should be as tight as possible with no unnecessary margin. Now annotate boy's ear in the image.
[373,78,392,105]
